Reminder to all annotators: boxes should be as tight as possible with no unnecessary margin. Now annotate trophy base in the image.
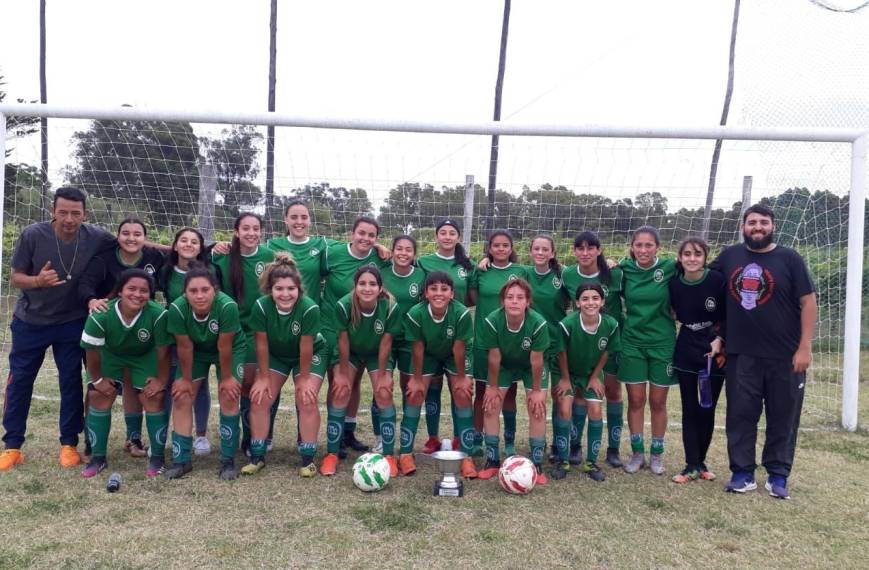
[433,481,464,497]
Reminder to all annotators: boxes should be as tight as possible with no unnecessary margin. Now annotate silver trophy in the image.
[431,440,466,497]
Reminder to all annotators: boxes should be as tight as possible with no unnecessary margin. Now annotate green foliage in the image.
[200,125,264,217]
[4,163,46,225]
[0,73,40,157]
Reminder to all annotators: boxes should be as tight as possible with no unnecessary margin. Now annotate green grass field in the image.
[1,361,868,568]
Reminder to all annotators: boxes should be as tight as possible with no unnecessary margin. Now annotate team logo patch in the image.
[508,274,519,281]
[400,426,413,448]
[531,446,544,464]
[705,297,717,312]
[255,262,265,276]
[653,269,664,283]
[425,401,439,416]
[326,421,342,443]
[729,263,775,311]
[236,364,244,379]
[598,337,608,351]
[666,362,674,377]
[611,426,622,441]
[591,440,602,456]
[460,428,475,450]
[409,282,420,298]
[144,264,156,275]
[137,328,151,342]
[309,248,319,257]
[312,354,321,366]
[521,337,532,350]
[552,276,562,289]
[219,424,232,441]
[601,284,609,297]
[292,321,301,336]
[374,320,385,334]
[457,267,467,280]
[381,423,395,443]
[155,425,168,446]
[172,440,182,459]
[86,426,97,448]
[445,326,455,339]
[208,320,219,334]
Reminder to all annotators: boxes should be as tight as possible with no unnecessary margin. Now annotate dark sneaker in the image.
[550,462,570,480]
[218,459,239,480]
[725,471,757,493]
[568,444,583,465]
[765,474,790,500]
[146,457,165,478]
[582,461,606,482]
[164,461,193,480]
[338,439,348,460]
[343,432,370,452]
[605,448,623,468]
[81,457,108,478]
[548,444,559,464]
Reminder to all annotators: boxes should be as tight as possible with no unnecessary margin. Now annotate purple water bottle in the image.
[698,356,713,409]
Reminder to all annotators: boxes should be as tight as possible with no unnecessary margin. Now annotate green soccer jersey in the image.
[560,264,624,325]
[164,266,188,306]
[212,245,276,330]
[525,266,570,326]
[381,264,426,341]
[404,300,474,361]
[167,291,247,361]
[266,235,334,304]
[556,312,621,378]
[81,299,173,355]
[335,294,402,357]
[478,308,550,371]
[417,253,475,305]
[248,294,326,360]
[321,243,389,333]
[470,262,529,339]
[619,257,676,348]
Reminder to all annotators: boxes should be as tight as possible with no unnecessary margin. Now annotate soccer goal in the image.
[0,103,865,430]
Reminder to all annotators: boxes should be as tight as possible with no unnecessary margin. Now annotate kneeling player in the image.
[551,283,621,481]
[80,269,172,478]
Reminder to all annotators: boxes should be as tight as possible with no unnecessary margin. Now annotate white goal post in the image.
[0,103,865,431]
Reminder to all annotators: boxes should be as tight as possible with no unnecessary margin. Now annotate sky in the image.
[1,0,868,218]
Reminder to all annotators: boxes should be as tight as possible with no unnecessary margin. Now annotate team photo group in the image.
[0,186,816,500]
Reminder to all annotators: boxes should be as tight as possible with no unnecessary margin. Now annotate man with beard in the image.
[710,204,817,499]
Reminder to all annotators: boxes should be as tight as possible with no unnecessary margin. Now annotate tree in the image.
[0,74,40,157]
[289,182,373,235]
[66,118,201,227]
[200,125,264,217]
[4,162,44,224]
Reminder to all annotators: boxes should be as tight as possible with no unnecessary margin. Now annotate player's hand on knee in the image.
[527,389,546,419]
[483,385,502,413]
[249,378,271,406]
[219,377,241,401]
[172,378,194,403]
[452,375,473,402]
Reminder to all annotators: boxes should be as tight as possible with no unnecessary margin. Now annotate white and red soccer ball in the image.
[498,455,537,495]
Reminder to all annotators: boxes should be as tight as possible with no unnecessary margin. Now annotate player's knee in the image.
[374,383,393,407]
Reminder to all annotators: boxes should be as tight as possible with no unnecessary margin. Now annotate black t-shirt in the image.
[709,244,814,359]
[78,246,166,304]
[669,268,725,373]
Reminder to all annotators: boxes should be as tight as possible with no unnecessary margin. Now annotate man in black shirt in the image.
[710,204,817,499]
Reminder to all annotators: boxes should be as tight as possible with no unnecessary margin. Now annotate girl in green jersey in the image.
[416,217,475,453]
[560,231,626,468]
[617,226,677,476]
[266,200,332,304]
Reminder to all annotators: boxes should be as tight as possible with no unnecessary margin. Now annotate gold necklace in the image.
[54,227,80,281]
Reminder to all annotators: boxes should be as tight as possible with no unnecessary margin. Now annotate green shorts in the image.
[268,345,330,380]
[331,351,395,375]
[394,345,413,376]
[244,330,257,365]
[406,351,472,377]
[617,344,675,387]
[92,351,159,390]
[603,351,620,376]
[473,347,489,381]
[562,374,603,402]
[177,352,246,385]
[494,366,550,390]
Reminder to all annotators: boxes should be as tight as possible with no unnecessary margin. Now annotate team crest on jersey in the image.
[445,326,455,338]
[653,269,664,282]
[601,284,609,297]
[312,354,321,366]
[144,264,156,275]
[508,274,519,281]
[374,320,385,334]
[409,282,420,298]
[666,362,674,377]
[309,248,319,257]
[552,276,562,289]
[521,337,532,350]
[137,328,151,342]
[208,320,219,334]
[457,267,468,280]
[236,364,244,379]
[292,321,301,335]
[705,297,717,312]
[255,262,265,276]
[598,337,608,351]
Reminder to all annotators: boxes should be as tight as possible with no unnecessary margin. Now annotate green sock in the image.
[267,393,280,441]
[451,400,460,439]
[606,401,623,451]
[630,433,645,454]
[399,404,421,454]
[454,406,474,454]
[503,410,517,446]
[572,403,587,448]
[587,419,603,463]
[529,436,546,466]
[379,405,396,455]
[424,382,442,437]
[86,407,111,458]
[371,398,381,437]
[299,441,316,459]
[124,411,143,442]
[219,412,240,461]
[650,436,665,456]
[326,407,346,454]
[474,429,483,448]
[144,411,168,460]
[554,417,571,462]
[240,396,251,445]
[172,431,193,465]
[250,438,268,460]
[484,434,500,464]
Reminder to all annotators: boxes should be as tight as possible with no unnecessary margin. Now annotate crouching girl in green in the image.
[80,269,172,479]
[244,254,329,477]
[165,264,247,480]
[551,283,621,481]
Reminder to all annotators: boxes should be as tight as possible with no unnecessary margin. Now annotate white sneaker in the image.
[371,435,383,454]
[193,436,212,456]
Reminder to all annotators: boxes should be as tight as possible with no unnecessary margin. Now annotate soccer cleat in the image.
[568,444,583,466]
[371,435,383,454]
[460,457,478,479]
[421,436,441,455]
[81,457,108,478]
[398,453,417,476]
[0,449,24,471]
[548,444,560,464]
[672,467,699,484]
[605,448,623,468]
[164,461,193,480]
[649,453,665,475]
[582,461,606,482]
[765,475,790,500]
[477,460,500,480]
[337,439,348,460]
[550,462,570,480]
[504,442,516,457]
[218,459,239,481]
[59,445,82,468]
[385,455,399,478]
[299,460,317,478]
[534,466,549,486]
[343,432,370,452]
[319,453,339,476]
[145,457,165,478]
[193,436,212,456]
[124,439,148,458]
[724,471,758,493]
[698,463,717,481]
[266,439,274,453]
[241,458,266,475]
[623,452,646,474]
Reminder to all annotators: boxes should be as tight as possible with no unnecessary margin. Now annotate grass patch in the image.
[351,500,432,532]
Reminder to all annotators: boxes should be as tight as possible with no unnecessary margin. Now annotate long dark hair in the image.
[531,234,561,274]
[229,212,263,302]
[283,200,310,236]
[629,226,661,261]
[574,231,611,285]
[184,262,220,291]
[435,218,472,271]
[486,229,517,264]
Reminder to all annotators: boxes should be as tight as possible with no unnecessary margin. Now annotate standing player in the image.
[670,237,726,484]
[266,200,332,304]
[478,279,550,485]
[321,267,401,476]
[618,227,677,475]
[79,270,172,478]
[165,265,247,480]
[244,254,328,476]
[560,231,625,468]
[551,283,621,481]
[398,272,477,478]
[712,205,816,499]
[416,218,476,453]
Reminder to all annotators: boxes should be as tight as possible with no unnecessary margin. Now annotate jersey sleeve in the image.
[299,302,321,336]
[403,307,424,343]
[80,313,106,349]
[249,298,268,332]
[455,307,474,343]
[477,315,499,351]
[556,320,571,353]
[385,302,402,335]
[218,300,241,333]
[789,249,815,298]
[167,303,187,336]
[335,299,351,331]
[154,310,174,347]
[530,317,550,352]
[10,226,36,274]
[607,322,622,354]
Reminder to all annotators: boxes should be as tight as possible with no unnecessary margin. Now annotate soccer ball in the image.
[352,452,391,492]
[498,455,537,495]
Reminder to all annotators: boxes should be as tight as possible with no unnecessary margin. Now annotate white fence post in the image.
[463,174,475,251]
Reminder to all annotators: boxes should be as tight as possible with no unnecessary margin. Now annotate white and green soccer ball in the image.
[352,452,391,492]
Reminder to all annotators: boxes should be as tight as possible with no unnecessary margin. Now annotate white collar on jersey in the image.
[428,304,447,324]
[115,302,144,329]
[579,313,602,335]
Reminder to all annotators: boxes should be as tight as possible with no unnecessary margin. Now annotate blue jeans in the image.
[163,346,211,435]
[3,317,86,449]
